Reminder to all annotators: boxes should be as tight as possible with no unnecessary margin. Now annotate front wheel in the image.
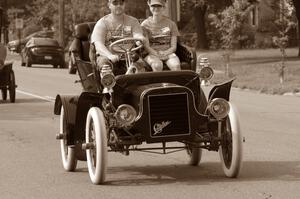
[86,107,108,185]
[1,88,7,100]
[59,106,77,171]
[219,102,243,178]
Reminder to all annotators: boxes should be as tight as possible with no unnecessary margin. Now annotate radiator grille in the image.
[148,93,190,138]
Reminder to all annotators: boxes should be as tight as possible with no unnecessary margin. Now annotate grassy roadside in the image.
[197,48,300,95]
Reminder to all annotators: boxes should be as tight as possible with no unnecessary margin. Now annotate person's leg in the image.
[144,55,163,72]
[165,53,181,71]
[96,56,111,69]
[131,58,146,73]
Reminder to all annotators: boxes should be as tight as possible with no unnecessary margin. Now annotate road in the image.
[1,55,300,199]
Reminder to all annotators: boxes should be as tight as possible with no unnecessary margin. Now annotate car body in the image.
[54,24,243,184]
[21,37,65,68]
[7,30,54,53]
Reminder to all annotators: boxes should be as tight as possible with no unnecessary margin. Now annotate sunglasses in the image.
[111,1,125,6]
[150,5,163,8]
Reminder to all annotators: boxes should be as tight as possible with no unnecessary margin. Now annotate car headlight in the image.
[100,65,116,93]
[115,104,137,127]
[198,66,214,81]
[208,98,230,120]
[101,73,116,88]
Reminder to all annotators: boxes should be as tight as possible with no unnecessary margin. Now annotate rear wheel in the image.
[59,106,77,171]
[21,54,25,66]
[26,57,32,67]
[187,145,202,166]
[68,59,76,74]
[219,103,242,178]
[9,71,16,103]
[86,107,108,185]
[1,88,7,100]
[60,61,66,69]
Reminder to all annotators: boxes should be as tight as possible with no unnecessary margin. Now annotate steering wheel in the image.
[109,37,143,54]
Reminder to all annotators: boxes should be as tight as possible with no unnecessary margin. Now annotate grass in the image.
[197,48,300,95]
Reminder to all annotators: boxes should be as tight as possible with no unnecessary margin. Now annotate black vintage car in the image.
[54,22,242,185]
[0,62,16,103]
[21,37,65,68]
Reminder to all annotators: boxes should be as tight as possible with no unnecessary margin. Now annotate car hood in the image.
[112,71,201,110]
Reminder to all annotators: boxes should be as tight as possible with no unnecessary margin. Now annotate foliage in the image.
[209,0,256,77]
[23,0,147,50]
[272,0,296,84]
[209,0,255,50]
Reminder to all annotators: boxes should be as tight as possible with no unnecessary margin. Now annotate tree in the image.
[272,0,295,84]
[210,0,256,77]
[291,0,300,56]
[183,0,233,50]
[194,1,208,49]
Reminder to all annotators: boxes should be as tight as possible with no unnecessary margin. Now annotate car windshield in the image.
[26,30,54,39]
[27,38,60,47]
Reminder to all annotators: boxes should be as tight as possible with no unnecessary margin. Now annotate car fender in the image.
[208,78,235,102]
[54,92,104,144]
[54,94,79,145]
[73,92,104,143]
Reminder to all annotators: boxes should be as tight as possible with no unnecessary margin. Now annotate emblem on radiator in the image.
[153,121,172,135]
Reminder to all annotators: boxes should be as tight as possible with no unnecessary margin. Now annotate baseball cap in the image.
[109,0,125,3]
[149,0,166,6]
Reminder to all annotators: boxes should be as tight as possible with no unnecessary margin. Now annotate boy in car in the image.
[90,0,146,75]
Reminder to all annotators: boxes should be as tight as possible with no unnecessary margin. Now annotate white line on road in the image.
[16,90,55,103]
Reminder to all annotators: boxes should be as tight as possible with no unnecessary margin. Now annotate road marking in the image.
[16,90,55,102]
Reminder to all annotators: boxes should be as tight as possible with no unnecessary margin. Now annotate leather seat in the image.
[69,22,96,62]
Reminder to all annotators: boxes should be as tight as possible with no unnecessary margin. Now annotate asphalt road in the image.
[1,56,300,199]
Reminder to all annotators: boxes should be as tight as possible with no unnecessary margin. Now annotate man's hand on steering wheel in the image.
[108,54,119,63]
[109,37,144,54]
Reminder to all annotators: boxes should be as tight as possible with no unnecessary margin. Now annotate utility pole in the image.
[0,0,8,43]
[59,0,64,49]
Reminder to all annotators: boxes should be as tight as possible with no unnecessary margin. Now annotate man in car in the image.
[90,0,146,75]
[0,43,7,70]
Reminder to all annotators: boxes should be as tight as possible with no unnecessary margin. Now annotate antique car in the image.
[7,30,54,53]
[21,37,65,68]
[0,62,16,103]
[54,22,242,185]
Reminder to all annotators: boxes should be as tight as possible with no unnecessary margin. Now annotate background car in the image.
[21,37,65,68]
[7,30,54,53]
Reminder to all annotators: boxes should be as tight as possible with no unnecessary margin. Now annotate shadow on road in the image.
[15,98,51,103]
[0,98,50,104]
[88,161,300,186]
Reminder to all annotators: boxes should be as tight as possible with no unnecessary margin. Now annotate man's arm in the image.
[91,20,117,61]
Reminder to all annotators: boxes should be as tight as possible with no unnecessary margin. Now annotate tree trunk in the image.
[292,0,300,56]
[298,21,300,57]
[194,3,208,50]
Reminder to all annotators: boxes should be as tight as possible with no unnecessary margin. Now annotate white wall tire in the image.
[59,106,77,171]
[219,102,243,178]
[86,107,108,185]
